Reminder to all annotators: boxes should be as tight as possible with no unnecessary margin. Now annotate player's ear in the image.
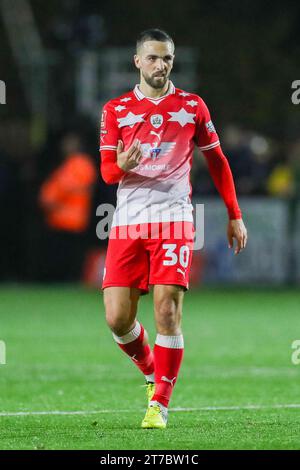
[134,54,141,70]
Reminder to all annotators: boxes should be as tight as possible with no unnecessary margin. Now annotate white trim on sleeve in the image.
[199,140,220,151]
[99,145,118,151]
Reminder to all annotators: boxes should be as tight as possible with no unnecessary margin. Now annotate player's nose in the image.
[154,58,165,71]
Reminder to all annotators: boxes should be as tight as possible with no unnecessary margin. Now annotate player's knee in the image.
[104,295,135,335]
[105,310,133,335]
[155,299,180,332]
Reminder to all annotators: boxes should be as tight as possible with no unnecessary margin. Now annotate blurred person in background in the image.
[39,132,96,282]
[222,125,272,195]
[267,151,295,198]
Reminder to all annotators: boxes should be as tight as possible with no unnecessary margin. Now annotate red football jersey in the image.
[100,81,220,227]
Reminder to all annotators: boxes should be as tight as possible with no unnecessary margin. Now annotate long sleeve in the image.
[100,149,126,184]
[99,102,125,185]
[194,97,241,219]
[202,145,242,220]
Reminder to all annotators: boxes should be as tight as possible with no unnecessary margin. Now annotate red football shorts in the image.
[102,221,195,294]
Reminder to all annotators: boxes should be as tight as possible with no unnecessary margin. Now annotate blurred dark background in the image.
[0,0,299,285]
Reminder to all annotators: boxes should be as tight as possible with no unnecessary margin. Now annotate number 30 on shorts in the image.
[162,244,190,268]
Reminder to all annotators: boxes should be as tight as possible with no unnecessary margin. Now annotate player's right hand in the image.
[117,139,143,171]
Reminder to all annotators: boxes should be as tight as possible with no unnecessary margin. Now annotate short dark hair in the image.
[136,28,174,52]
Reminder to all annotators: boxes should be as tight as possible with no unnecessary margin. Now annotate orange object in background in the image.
[39,153,97,233]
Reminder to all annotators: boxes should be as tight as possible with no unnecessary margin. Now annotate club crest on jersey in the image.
[205,120,216,133]
[150,114,163,129]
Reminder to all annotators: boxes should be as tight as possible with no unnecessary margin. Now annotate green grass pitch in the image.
[0,285,300,450]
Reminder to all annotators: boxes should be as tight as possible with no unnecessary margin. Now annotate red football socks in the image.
[113,322,154,381]
[113,327,184,407]
[151,334,184,408]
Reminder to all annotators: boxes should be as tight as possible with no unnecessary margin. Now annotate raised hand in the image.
[117,139,143,172]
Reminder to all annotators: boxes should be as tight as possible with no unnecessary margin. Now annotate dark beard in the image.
[142,72,169,89]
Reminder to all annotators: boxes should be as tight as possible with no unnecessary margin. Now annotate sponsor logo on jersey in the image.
[150,147,162,159]
[141,142,176,160]
[205,120,216,133]
[138,163,170,171]
[101,110,107,129]
[150,114,163,128]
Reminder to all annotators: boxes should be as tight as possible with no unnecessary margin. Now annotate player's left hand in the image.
[227,218,248,255]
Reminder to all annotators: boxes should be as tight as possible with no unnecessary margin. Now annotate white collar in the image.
[133,81,175,102]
